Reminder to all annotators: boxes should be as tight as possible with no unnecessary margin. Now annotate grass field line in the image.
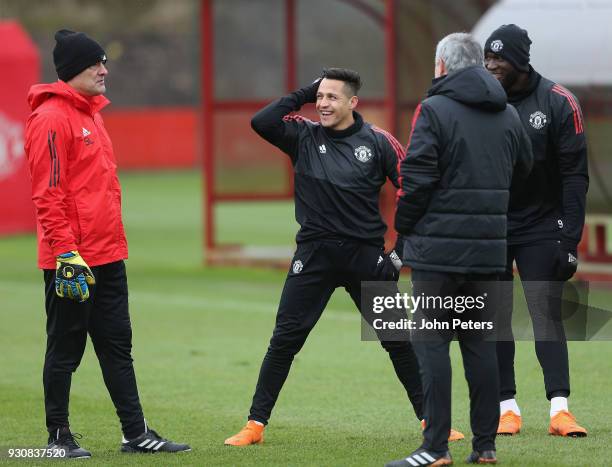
[132,290,361,322]
[0,281,362,323]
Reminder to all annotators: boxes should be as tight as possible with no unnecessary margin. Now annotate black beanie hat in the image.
[484,24,531,72]
[53,29,106,82]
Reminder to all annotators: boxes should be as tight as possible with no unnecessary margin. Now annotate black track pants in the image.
[43,260,145,439]
[411,269,500,454]
[497,241,570,401]
[248,240,423,424]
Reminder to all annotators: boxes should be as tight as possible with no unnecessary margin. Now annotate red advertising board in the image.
[103,108,197,169]
[0,21,39,235]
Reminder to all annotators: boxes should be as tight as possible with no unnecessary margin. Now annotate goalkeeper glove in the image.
[377,250,403,282]
[55,251,96,302]
[555,243,578,281]
[389,250,403,272]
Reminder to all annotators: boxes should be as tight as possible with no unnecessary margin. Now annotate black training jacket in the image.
[251,91,403,246]
[395,65,533,274]
[506,68,589,248]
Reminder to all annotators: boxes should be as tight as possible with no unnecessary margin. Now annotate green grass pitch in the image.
[1,171,611,466]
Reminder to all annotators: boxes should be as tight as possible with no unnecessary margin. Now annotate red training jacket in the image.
[25,80,128,269]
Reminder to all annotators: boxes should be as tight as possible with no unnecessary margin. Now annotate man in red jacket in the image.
[24,29,190,458]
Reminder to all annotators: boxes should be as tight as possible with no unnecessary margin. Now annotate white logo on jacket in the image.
[319,144,326,154]
[82,127,91,137]
[354,145,373,163]
[292,260,303,274]
[490,40,503,52]
[529,111,548,129]
[0,112,25,180]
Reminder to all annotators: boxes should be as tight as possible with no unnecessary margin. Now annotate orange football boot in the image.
[224,420,265,446]
[497,410,521,435]
[549,411,587,437]
[421,419,465,441]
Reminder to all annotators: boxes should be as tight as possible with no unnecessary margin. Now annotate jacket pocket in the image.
[67,199,82,245]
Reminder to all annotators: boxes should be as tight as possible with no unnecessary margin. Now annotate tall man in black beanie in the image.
[484,24,589,437]
[24,29,190,457]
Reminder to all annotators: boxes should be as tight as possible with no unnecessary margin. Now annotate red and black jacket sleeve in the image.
[373,125,405,189]
[374,126,406,251]
[25,112,77,256]
[251,88,314,163]
[394,103,441,235]
[551,86,589,249]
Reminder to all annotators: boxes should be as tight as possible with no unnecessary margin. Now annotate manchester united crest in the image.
[529,111,548,130]
[0,111,25,181]
[292,260,303,274]
[490,39,504,53]
[354,145,373,163]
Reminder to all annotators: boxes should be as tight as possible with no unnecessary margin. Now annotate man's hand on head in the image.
[301,76,323,104]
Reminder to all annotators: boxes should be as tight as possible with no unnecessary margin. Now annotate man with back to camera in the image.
[24,29,190,458]
[484,24,589,437]
[386,32,533,466]
[224,67,465,446]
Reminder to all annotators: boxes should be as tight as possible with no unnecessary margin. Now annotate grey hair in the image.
[435,32,483,73]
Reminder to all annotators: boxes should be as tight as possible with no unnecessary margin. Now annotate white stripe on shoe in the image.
[153,441,166,451]
[405,452,440,466]
[145,440,158,449]
[421,452,436,462]
[137,439,150,447]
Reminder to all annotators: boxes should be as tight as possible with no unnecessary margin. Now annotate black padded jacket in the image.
[395,65,533,274]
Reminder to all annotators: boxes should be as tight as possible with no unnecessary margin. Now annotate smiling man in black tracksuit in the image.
[386,33,532,467]
[484,24,589,438]
[223,68,431,446]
